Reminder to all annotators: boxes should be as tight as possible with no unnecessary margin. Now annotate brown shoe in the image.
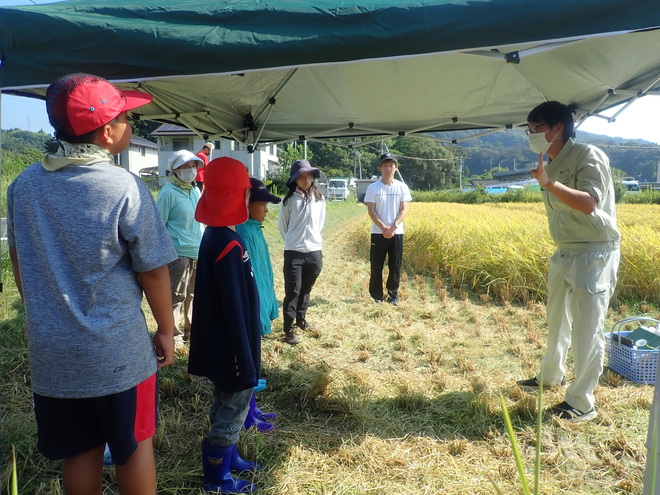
[285,329,300,345]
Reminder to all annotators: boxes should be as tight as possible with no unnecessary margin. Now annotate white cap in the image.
[168,150,203,172]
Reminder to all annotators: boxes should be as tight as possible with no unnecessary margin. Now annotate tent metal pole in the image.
[607,75,660,123]
[138,110,209,121]
[253,68,298,123]
[252,102,276,146]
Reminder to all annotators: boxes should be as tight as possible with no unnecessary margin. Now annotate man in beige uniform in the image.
[518,101,620,422]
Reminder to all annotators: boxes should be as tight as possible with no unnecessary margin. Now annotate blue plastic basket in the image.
[606,317,660,385]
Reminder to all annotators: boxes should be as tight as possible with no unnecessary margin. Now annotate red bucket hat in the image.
[195,157,251,227]
[46,73,153,137]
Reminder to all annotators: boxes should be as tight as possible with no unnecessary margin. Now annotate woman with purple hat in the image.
[277,160,326,345]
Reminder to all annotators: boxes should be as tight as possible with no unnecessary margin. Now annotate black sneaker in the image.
[546,401,597,422]
[517,376,567,389]
[389,298,399,306]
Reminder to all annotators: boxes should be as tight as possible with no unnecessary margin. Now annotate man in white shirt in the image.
[365,153,412,305]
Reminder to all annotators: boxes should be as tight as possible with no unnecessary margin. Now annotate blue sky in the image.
[2,0,660,143]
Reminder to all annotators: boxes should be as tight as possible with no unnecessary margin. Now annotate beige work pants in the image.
[540,247,619,413]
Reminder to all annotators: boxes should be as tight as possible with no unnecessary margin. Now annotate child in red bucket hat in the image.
[7,73,178,494]
[188,157,263,493]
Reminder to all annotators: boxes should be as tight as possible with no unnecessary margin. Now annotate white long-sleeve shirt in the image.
[278,190,325,252]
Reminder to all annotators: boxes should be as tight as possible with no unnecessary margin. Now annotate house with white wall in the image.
[151,124,279,182]
[117,135,159,176]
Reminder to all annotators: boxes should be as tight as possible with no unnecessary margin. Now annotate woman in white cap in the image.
[156,149,204,344]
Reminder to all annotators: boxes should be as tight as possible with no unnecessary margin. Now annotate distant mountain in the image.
[434,128,660,181]
[576,130,658,147]
[1,128,52,154]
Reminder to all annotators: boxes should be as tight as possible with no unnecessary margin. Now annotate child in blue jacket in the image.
[236,177,282,431]
[187,157,261,494]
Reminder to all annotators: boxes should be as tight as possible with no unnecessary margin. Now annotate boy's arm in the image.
[393,201,408,228]
[367,201,392,238]
[138,265,176,368]
[214,249,258,384]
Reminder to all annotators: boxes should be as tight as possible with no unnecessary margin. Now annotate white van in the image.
[327,178,350,201]
[622,178,640,193]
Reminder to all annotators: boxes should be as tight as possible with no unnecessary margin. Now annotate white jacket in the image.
[278,190,325,252]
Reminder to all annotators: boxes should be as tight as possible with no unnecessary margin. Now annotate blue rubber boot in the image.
[249,391,278,422]
[243,393,275,433]
[202,439,255,493]
[254,378,267,393]
[230,444,261,472]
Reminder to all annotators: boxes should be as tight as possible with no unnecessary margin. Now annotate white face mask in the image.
[528,132,553,154]
[176,168,197,183]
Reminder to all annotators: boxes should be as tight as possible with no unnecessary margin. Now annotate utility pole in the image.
[459,156,463,191]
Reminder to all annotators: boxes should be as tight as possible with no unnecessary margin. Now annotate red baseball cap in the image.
[46,73,153,137]
[195,157,251,227]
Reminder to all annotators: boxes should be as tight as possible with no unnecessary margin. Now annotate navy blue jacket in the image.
[188,227,261,392]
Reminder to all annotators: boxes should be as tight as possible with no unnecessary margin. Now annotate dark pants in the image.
[369,234,403,301]
[283,250,323,331]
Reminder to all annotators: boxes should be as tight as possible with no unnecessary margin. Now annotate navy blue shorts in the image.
[33,373,157,465]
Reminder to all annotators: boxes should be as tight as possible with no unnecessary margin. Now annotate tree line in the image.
[4,123,660,195]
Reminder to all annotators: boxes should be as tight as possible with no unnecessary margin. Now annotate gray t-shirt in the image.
[7,161,177,398]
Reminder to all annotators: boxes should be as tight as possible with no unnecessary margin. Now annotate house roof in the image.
[151,124,196,136]
[493,167,536,179]
[130,135,158,148]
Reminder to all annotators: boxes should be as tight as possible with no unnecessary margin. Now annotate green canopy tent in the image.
[1,0,660,148]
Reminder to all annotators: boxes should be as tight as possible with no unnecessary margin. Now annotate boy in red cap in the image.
[188,157,262,494]
[7,73,178,494]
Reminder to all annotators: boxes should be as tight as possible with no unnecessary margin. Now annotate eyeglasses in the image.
[525,123,549,136]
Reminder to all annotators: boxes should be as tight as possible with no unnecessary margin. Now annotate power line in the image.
[395,154,456,162]
[364,144,457,162]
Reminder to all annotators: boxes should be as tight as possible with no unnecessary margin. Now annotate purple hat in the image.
[286,159,320,186]
[250,177,281,203]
